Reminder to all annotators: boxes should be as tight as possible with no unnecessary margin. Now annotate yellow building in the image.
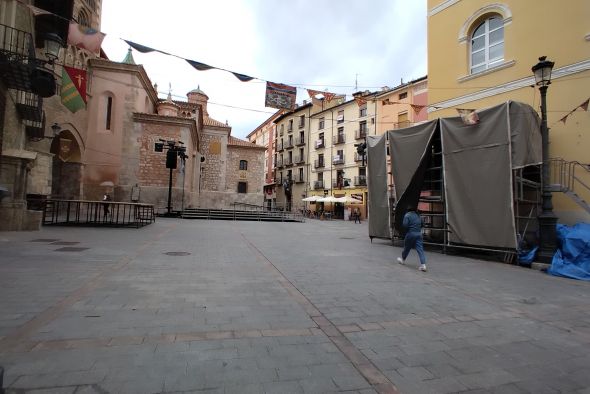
[427,0,590,224]
[308,92,377,219]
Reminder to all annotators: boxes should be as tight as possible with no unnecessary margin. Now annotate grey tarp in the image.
[367,134,389,239]
[509,101,542,168]
[440,102,517,248]
[387,120,438,232]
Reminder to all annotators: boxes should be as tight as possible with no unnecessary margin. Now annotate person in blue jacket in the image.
[397,207,427,272]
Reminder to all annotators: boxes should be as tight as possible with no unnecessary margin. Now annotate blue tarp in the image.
[547,223,590,281]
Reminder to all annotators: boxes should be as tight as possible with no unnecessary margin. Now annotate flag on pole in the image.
[68,22,105,53]
[61,66,87,113]
[265,82,297,110]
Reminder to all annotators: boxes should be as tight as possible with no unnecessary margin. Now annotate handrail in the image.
[42,199,155,227]
[549,158,590,196]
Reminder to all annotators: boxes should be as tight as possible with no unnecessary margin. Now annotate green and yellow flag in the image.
[61,66,87,113]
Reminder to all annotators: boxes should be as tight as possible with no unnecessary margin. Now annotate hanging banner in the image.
[58,138,72,162]
[265,82,297,110]
[61,66,87,113]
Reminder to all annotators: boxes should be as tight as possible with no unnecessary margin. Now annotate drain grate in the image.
[55,247,90,252]
[51,241,80,245]
[164,251,191,256]
[30,239,60,242]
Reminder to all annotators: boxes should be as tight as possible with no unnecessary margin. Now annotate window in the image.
[288,119,293,131]
[360,121,367,133]
[397,112,409,128]
[299,115,305,128]
[318,172,323,181]
[105,96,113,130]
[319,117,325,130]
[359,106,367,117]
[337,110,344,124]
[239,160,248,170]
[318,153,324,166]
[237,182,247,193]
[471,16,504,74]
[298,167,304,180]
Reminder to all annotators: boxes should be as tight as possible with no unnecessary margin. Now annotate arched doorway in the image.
[50,129,83,199]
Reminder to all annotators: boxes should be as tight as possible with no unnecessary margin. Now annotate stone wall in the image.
[201,131,227,192]
[226,146,265,195]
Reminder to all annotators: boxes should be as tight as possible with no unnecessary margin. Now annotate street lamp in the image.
[154,139,187,216]
[532,56,557,263]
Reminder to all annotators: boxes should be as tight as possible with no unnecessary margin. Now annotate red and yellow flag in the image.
[61,66,87,113]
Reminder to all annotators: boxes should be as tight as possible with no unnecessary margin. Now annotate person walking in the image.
[397,207,427,271]
[353,207,361,224]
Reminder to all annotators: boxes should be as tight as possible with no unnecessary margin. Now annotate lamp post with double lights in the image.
[531,56,557,263]
[155,139,188,216]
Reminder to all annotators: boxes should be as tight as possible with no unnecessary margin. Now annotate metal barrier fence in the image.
[42,200,155,228]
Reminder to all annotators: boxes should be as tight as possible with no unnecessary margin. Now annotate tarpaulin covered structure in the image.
[368,101,543,252]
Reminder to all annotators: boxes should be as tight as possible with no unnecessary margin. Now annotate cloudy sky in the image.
[100,0,427,139]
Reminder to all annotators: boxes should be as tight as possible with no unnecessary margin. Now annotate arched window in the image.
[239,160,248,170]
[470,16,504,74]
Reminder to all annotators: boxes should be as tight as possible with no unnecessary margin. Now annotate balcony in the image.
[314,160,325,169]
[277,142,284,151]
[354,152,365,162]
[295,155,305,164]
[333,155,345,165]
[284,157,293,167]
[355,129,367,140]
[0,24,36,92]
[354,176,367,186]
[313,180,324,190]
[295,174,305,184]
[276,159,284,169]
[298,121,305,129]
[284,140,294,149]
[296,136,305,146]
[333,135,345,145]
[315,139,325,149]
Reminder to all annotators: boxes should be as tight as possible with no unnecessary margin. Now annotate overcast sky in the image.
[100,0,427,139]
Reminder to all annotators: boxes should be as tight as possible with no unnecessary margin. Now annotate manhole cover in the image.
[54,247,89,252]
[52,241,80,245]
[164,251,191,256]
[30,239,60,242]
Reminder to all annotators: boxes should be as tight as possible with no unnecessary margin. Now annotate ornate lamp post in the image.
[532,56,557,263]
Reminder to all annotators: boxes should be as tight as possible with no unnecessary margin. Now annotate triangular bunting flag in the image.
[457,108,479,125]
[307,89,322,99]
[354,97,367,106]
[410,104,425,115]
[26,4,51,16]
[580,98,589,111]
[559,115,568,124]
[323,92,336,102]
[61,66,87,113]
[68,22,105,53]
[124,40,157,53]
[186,59,214,71]
[232,72,255,82]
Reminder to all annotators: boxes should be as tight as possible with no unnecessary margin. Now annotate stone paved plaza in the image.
[0,219,589,393]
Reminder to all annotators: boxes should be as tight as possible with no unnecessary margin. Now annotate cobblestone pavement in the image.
[0,219,589,394]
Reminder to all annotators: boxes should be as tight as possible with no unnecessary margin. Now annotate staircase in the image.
[181,208,303,222]
[549,159,590,214]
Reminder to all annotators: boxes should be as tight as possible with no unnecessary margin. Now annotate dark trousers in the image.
[402,231,426,265]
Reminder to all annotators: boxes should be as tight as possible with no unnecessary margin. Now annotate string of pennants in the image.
[557,97,589,125]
